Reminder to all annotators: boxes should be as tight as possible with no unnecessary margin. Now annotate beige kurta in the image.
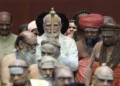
[0,33,17,61]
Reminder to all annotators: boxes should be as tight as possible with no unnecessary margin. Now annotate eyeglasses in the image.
[24,41,39,50]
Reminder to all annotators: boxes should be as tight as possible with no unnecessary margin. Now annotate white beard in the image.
[21,47,37,65]
[44,29,60,38]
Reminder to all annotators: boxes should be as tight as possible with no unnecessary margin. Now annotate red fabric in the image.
[79,14,103,29]
[75,58,90,83]
[113,64,120,86]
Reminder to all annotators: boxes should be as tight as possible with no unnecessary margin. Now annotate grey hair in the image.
[41,38,61,50]
[43,14,61,24]
[38,56,60,69]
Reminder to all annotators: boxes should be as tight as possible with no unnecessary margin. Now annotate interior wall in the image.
[0,0,119,34]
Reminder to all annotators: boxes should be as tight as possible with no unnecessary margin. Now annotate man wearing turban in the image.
[75,14,103,84]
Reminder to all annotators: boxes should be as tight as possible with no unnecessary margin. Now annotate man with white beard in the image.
[0,31,38,86]
[36,10,78,71]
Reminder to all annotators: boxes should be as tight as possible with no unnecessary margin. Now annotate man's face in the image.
[41,43,60,58]
[21,37,38,65]
[9,67,28,86]
[43,15,62,37]
[94,73,113,86]
[102,30,118,46]
[39,61,55,81]
[84,28,99,46]
[55,69,74,86]
[0,14,12,36]
[66,22,77,34]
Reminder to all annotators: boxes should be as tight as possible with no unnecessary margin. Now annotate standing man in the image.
[93,65,113,86]
[0,11,17,61]
[75,14,103,83]
[86,24,120,86]
[36,10,78,71]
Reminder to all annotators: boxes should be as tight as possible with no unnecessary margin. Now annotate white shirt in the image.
[36,33,78,71]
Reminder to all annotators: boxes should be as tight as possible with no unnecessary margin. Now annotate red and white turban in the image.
[79,14,104,29]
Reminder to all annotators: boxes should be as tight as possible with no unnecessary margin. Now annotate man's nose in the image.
[64,79,69,85]
[14,75,19,80]
[3,25,7,29]
[46,69,50,75]
[104,81,108,86]
[88,32,92,37]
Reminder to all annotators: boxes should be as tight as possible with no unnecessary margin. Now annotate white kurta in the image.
[36,33,78,71]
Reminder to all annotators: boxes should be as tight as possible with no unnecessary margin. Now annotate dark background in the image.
[0,0,119,34]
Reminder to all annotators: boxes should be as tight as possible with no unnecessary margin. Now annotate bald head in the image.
[20,31,37,39]
[94,65,113,86]
[103,16,116,25]
[9,60,29,86]
[9,60,28,68]
[0,11,12,22]
[38,55,60,69]
[15,31,37,49]
[53,66,74,86]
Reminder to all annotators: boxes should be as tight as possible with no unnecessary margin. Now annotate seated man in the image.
[9,60,49,86]
[52,66,74,86]
[1,31,38,86]
[29,56,60,81]
[93,65,113,86]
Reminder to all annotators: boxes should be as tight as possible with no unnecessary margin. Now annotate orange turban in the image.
[79,14,103,29]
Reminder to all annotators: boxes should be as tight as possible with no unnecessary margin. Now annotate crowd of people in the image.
[0,8,119,86]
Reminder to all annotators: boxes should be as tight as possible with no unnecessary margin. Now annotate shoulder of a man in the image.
[1,53,16,65]
[94,41,103,49]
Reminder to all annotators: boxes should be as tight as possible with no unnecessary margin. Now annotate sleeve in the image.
[58,39,78,71]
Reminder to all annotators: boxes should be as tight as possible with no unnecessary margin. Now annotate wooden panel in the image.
[0,0,119,34]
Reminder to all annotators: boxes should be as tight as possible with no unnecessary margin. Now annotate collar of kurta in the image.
[0,33,12,41]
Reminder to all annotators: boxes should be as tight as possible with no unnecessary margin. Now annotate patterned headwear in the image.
[79,14,104,29]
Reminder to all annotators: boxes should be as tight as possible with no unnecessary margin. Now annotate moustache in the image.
[42,74,52,80]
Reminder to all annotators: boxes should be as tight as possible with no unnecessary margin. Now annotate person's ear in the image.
[18,40,24,49]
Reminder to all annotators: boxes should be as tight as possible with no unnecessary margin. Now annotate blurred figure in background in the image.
[64,20,77,38]
[18,24,28,34]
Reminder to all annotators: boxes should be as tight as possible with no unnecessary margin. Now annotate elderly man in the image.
[86,24,120,86]
[36,10,78,71]
[75,14,103,83]
[0,31,37,86]
[9,60,49,86]
[41,38,60,59]
[93,65,113,86]
[0,11,17,61]
[29,56,60,80]
[52,66,74,86]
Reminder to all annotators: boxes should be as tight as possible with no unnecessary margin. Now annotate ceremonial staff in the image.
[49,7,56,37]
